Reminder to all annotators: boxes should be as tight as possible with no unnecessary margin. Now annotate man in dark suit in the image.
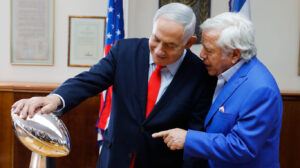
[12,3,216,168]
[153,12,282,168]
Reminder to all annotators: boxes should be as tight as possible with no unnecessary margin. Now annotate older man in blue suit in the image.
[153,12,283,168]
[12,3,216,168]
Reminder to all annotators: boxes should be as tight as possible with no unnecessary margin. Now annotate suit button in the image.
[128,153,133,159]
[140,126,145,133]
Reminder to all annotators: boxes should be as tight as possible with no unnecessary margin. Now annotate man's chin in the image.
[207,70,216,76]
[153,59,166,66]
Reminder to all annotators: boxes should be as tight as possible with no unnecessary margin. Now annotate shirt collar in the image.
[218,59,246,82]
[149,50,187,76]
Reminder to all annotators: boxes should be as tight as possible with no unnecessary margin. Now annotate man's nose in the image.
[200,50,206,59]
[155,43,165,55]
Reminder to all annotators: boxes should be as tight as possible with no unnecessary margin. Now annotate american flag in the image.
[229,0,251,19]
[96,0,124,149]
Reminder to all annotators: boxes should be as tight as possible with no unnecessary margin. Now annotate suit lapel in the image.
[204,57,258,127]
[134,39,150,122]
[204,76,247,127]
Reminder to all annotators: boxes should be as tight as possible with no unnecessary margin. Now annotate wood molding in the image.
[1,82,299,97]
[0,82,60,93]
[281,91,300,101]
[281,91,300,96]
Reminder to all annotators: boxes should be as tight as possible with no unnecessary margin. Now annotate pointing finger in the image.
[152,130,170,138]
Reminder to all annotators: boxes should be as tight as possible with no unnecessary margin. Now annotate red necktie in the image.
[129,65,163,168]
[145,65,164,118]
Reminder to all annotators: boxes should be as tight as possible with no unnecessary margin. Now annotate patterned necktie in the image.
[145,65,164,118]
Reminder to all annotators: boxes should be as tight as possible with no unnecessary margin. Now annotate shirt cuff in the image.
[50,93,65,116]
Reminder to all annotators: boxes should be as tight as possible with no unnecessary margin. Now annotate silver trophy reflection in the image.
[11,109,70,168]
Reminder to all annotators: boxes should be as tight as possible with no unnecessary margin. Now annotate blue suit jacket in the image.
[53,38,216,168]
[184,57,283,168]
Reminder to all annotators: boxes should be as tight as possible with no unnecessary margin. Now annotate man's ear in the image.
[231,49,241,64]
[184,36,197,49]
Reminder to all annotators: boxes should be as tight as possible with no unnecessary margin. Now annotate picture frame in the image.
[298,36,300,76]
[159,0,211,44]
[68,16,106,67]
[11,0,54,65]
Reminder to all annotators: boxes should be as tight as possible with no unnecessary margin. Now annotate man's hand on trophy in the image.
[12,94,62,120]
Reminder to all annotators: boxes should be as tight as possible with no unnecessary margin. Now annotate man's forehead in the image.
[152,33,181,46]
[203,29,220,37]
[202,30,220,43]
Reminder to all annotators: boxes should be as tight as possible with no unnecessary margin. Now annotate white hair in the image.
[153,3,196,44]
[200,12,257,61]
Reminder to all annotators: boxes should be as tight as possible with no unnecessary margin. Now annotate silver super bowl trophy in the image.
[11,109,71,168]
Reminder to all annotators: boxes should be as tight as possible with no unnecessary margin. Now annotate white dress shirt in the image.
[212,59,246,103]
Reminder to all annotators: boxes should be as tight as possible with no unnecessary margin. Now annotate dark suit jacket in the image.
[53,38,216,168]
[184,57,282,168]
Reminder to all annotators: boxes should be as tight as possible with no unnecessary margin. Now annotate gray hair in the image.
[200,12,257,61]
[153,3,196,44]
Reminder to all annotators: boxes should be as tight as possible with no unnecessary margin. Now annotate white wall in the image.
[252,0,300,91]
[0,0,108,83]
[0,0,299,91]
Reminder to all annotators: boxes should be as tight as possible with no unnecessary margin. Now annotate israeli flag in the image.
[229,0,251,19]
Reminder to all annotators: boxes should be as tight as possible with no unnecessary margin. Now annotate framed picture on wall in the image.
[298,36,300,76]
[159,0,211,44]
[11,0,54,65]
[68,16,106,67]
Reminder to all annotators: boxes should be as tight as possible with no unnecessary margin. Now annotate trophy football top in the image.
[11,110,71,157]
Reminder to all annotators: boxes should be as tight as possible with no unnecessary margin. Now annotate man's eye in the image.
[206,49,212,53]
[165,44,176,49]
[165,44,171,48]
[152,36,159,42]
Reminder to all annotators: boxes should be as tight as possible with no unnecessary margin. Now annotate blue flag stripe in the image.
[229,0,246,12]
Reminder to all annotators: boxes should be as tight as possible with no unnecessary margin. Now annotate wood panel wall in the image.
[279,92,300,168]
[0,82,299,168]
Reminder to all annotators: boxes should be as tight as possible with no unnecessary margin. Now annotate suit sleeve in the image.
[52,41,121,113]
[183,87,282,163]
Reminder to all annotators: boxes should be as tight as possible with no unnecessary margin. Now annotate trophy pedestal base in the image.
[29,152,46,168]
